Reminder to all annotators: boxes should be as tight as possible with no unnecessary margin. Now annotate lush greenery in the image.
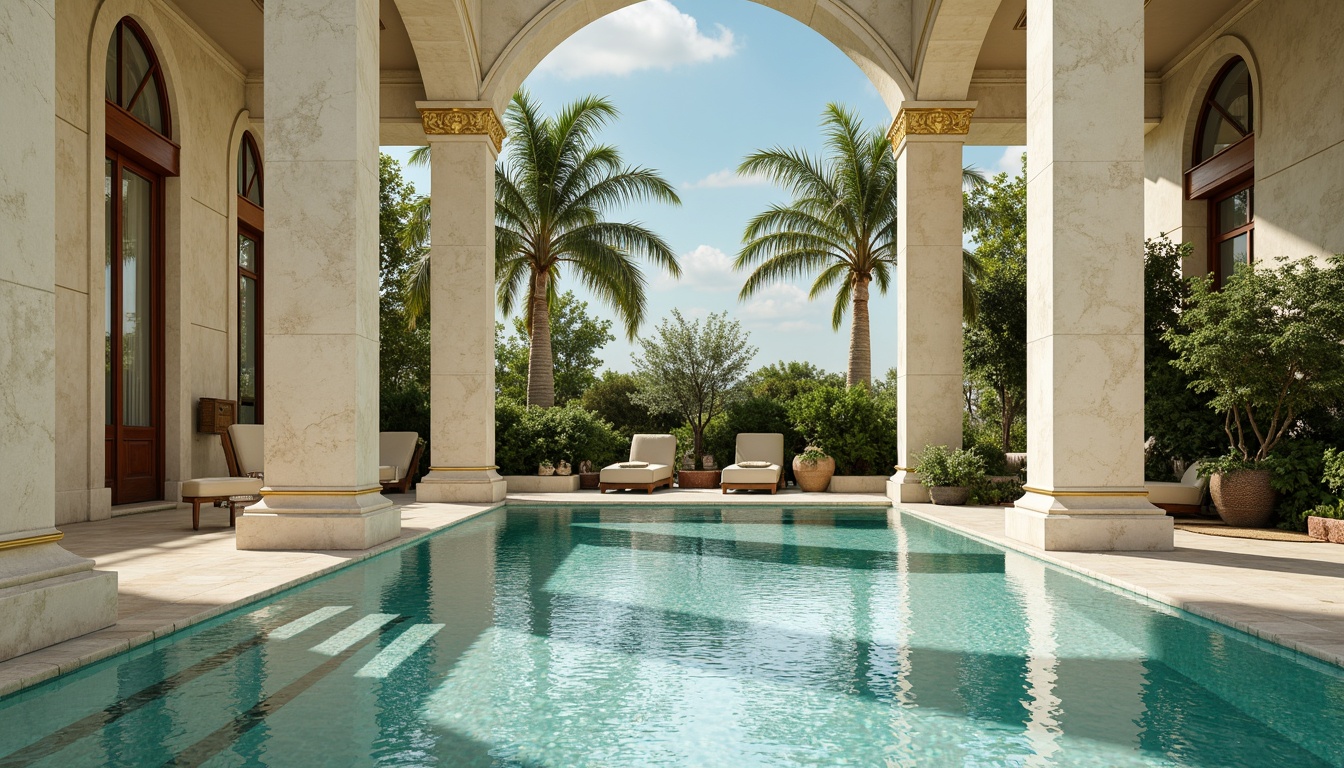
[962,156,1027,455]
[578,371,679,440]
[631,311,757,470]
[914,445,987,488]
[494,398,624,475]
[1170,255,1344,463]
[1143,236,1224,479]
[1311,449,1344,521]
[496,291,614,405]
[788,385,899,475]
[704,397,797,474]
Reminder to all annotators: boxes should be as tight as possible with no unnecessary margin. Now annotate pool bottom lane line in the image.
[355,624,445,679]
[165,615,411,768]
[311,613,399,656]
[269,606,352,640]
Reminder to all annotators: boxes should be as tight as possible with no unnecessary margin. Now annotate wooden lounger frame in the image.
[600,476,673,494]
[722,475,786,494]
[381,440,425,494]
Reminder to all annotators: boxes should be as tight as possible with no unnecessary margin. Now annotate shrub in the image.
[1260,439,1337,531]
[579,371,679,440]
[970,476,1024,505]
[961,421,1009,476]
[788,385,898,475]
[1304,448,1344,524]
[914,445,986,488]
[704,397,798,470]
[495,399,624,475]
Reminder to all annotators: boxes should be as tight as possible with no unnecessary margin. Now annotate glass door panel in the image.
[238,233,259,424]
[121,169,154,427]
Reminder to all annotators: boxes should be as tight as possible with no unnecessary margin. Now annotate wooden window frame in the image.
[108,19,172,140]
[1185,57,1255,285]
[1208,181,1254,289]
[237,132,264,424]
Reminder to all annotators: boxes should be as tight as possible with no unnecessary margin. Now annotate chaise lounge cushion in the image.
[379,432,420,483]
[1146,462,1206,506]
[182,477,263,497]
[721,433,784,486]
[227,424,265,476]
[600,434,677,485]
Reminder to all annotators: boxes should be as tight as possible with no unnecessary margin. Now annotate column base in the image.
[0,539,118,662]
[1007,491,1173,551]
[417,469,507,503]
[887,471,931,503]
[236,491,399,551]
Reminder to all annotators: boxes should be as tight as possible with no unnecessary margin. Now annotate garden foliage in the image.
[494,398,624,475]
[788,385,899,475]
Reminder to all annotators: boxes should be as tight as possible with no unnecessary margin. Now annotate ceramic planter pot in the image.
[792,455,836,493]
[928,486,970,505]
[538,464,556,477]
[1209,469,1276,527]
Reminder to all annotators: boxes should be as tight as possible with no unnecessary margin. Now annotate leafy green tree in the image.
[741,361,844,402]
[1143,236,1224,476]
[402,92,680,408]
[1169,254,1344,463]
[579,371,680,440]
[495,291,614,405]
[631,310,757,469]
[962,162,1027,453]
[788,384,899,475]
[737,104,986,387]
[494,398,624,475]
[704,397,798,472]
[378,155,431,472]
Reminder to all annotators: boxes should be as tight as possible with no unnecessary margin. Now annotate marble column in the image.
[1007,0,1172,550]
[237,0,399,550]
[0,0,117,661]
[414,105,508,504]
[888,104,972,503]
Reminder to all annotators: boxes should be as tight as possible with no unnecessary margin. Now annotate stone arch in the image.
[912,0,1002,101]
[1176,35,1260,276]
[476,0,916,115]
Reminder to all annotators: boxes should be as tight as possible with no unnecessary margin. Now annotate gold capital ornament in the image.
[419,108,506,152]
[887,107,975,149]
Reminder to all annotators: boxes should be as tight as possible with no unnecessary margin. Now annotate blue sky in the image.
[384,0,1022,377]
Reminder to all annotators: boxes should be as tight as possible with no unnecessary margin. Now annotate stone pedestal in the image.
[888,104,972,504]
[1011,0,1171,551]
[414,105,508,504]
[238,0,398,550]
[0,0,117,660]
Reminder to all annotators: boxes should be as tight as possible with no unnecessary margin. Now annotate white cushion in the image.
[1146,481,1203,505]
[182,477,263,497]
[629,434,677,466]
[735,433,784,466]
[619,461,649,468]
[1180,461,1206,487]
[379,465,398,483]
[379,432,419,481]
[739,460,772,469]
[722,464,781,484]
[600,463,672,484]
[227,424,265,476]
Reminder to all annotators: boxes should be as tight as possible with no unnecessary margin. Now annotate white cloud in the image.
[535,0,737,79]
[995,146,1026,175]
[662,244,738,291]
[683,168,772,190]
[739,284,812,321]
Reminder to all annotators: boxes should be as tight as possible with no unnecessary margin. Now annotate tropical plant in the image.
[403,91,682,407]
[914,445,987,488]
[630,310,757,470]
[736,104,987,387]
[495,291,614,405]
[788,384,899,475]
[1168,254,1344,463]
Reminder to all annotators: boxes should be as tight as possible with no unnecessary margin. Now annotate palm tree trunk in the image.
[526,270,556,407]
[847,274,872,387]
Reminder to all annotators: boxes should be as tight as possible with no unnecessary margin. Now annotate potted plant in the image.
[792,446,835,492]
[1168,255,1344,527]
[914,445,986,505]
[538,460,555,477]
[1307,448,1344,543]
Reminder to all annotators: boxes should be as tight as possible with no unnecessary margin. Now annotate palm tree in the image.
[402,92,682,407]
[736,104,986,387]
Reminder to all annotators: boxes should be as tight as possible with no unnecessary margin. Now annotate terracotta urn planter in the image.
[928,486,970,505]
[578,472,601,490]
[792,455,836,493]
[1209,469,1276,527]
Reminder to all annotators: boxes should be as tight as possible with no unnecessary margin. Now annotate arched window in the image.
[237,133,264,424]
[104,18,176,504]
[1187,58,1254,288]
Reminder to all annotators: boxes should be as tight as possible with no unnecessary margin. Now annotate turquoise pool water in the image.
[1,506,1342,767]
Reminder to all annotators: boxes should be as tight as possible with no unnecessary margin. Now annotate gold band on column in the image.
[428,466,499,472]
[887,107,975,149]
[260,487,385,497]
[0,532,65,551]
[1022,486,1150,498]
[419,108,506,152]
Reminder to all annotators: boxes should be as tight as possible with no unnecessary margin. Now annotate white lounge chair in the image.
[721,433,785,494]
[600,434,676,493]
[379,432,424,493]
[1146,461,1207,515]
[181,423,265,530]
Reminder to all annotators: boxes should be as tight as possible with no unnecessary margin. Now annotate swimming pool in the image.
[1,506,1341,767]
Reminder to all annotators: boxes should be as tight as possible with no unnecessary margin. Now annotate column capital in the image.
[417,102,506,153]
[887,101,976,151]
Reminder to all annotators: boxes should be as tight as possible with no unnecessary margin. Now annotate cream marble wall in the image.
[53,0,249,521]
[1145,0,1344,271]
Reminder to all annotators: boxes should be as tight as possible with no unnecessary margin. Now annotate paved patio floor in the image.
[3,492,1342,697]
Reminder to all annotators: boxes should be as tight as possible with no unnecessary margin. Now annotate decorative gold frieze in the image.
[419,108,506,152]
[887,107,975,149]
